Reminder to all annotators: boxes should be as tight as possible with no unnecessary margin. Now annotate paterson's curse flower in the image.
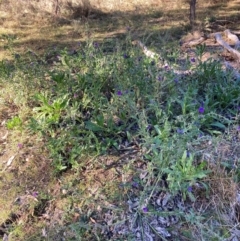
[190,57,196,63]
[187,186,193,192]
[117,90,123,96]
[142,207,148,213]
[123,53,130,59]
[198,106,205,114]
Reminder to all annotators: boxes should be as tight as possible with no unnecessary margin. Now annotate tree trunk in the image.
[54,0,60,16]
[189,0,196,25]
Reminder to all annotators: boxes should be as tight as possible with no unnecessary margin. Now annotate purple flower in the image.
[164,64,169,70]
[73,93,78,98]
[126,26,131,31]
[198,106,205,114]
[138,56,142,61]
[18,143,23,149]
[146,124,154,132]
[237,126,240,131]
[177,128,184,134]
[142,207,148,212]
[32,192,38,197]
[146,124,152,131]
[190,57,196,63]
[157,76,163,81]
[132,182,139,188]
[117,90,123,96]
[187,186,193,192]
[123,53,130,59]
[93,42,99,48]
[174,78,179,84]
[150,60,155,66]
[186,151,190,158]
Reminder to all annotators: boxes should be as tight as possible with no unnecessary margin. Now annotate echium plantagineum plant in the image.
[164,151,210,200]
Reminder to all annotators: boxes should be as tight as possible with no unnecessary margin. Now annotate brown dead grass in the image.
[0,0,236,62]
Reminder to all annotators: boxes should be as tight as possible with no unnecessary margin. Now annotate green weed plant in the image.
[0,33,240,240]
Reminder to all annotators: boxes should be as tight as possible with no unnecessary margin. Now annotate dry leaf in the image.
[6,155,16,167]
[3,234,9,241]
[42,227,47,237]
[2,131,8,140]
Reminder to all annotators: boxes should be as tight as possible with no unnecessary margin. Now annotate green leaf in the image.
[210,122,226,130]
[57,165,67,171]
[187,191,196,202]
[61,56,70,67]
[51,72,65,84]
[220,161,233,169]
[6,116,22,129]
[194,172,208,179]
[96,114,105,127]
[85,121,104,132]
[59,99,68,109]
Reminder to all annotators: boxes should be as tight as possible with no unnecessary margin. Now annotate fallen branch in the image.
[133,37,240,79]
[224,61,240,79]
[184,36,205,47]
[132,40,160,59]
[214,33,240,62]
[132,40,191,76]
[224,29,240,48]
